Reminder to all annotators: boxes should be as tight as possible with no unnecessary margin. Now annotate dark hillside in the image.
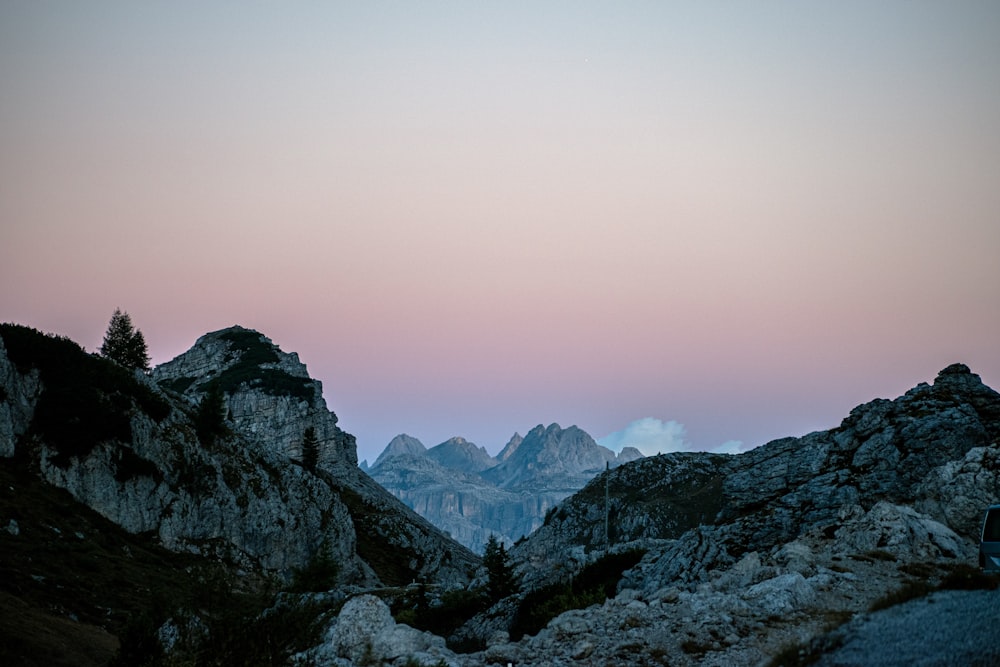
[0,457,248,667]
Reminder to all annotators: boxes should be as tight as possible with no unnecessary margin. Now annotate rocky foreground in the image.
[297,364,1000,666]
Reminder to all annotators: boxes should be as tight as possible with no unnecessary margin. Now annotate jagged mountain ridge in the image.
[0,323,478,587]
[434,363,1000,665]
[278,363,1000,667]
[368,424,643,552]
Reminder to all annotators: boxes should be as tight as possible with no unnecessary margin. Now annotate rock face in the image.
[152,326,356,466]
[0,323,477,586]
[440,364,1000,665]
[368,424,643,553]
[0,334,41,458]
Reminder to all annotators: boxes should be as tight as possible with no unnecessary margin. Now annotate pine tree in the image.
[301,426,319,471]
[100,308,151,372]
[483,534,518,602]
[194,384,228,446]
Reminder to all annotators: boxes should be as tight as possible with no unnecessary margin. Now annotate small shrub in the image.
[289,542,341,593]
[681,638,712,656]
[393,587,489,640]
[938,563,999,591]
[509,549,645,640]
[898,561,937,578]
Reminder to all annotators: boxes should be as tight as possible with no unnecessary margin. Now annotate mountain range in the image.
[2,321,998,666]
[365,425,642,552]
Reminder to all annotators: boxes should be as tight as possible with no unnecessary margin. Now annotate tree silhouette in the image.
[302,426,319,471]
[100,308,150,372]
[483,534,518,602]
[194,384,228,446]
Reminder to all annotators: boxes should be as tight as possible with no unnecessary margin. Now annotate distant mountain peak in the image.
[427,437,496,474]
[373,434,427,467]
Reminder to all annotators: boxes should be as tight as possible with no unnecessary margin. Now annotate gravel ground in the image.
[814,589,1000,667]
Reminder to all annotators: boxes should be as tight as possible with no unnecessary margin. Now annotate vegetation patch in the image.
[0,324,170,466]
[868,580,934,612]
[393,586,490,641]
[938,563,999,591]
[509,548,646,640]
[112,447,163,484]
[160,376,196,394]
[0,456,246,667]
[334,484,421,586]
[288,541,341,594]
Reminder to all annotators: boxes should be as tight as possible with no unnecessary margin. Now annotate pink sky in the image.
[2,2,999,464]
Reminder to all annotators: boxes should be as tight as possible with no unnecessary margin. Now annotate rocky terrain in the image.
[367,425,643,552]
[301,364,1000,666]
[3,319,998,667]
[0,323,478,664]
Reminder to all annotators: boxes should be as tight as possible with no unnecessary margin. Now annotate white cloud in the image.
[598,418,689,456]
[709,440,750,455]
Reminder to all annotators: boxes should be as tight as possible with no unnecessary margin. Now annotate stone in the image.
[743,573,814,615]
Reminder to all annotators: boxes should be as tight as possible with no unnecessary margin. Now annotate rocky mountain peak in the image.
[373,434,427,467]
[152,326,356,465]
[496,432,523,461]
[616,445,645,464]
[482,423,617,489]
[426,437,496,474]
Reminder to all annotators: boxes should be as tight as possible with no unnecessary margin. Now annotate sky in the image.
[2,2,998,465]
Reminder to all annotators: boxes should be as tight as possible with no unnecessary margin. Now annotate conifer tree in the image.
[100,308,151,372]
[302,426,319,471]
[483,534,518,602]
[194,384,228,446]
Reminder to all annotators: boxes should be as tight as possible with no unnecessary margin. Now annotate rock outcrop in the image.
[296,594,458,667]
[152,326,356,466]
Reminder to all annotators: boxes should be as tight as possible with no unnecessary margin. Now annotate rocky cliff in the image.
[0,323,477,586]
[369,424,643,553]
[425,364,1000,665]
[152,326,357,466]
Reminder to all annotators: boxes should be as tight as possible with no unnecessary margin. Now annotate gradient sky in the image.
[2,2,998,465]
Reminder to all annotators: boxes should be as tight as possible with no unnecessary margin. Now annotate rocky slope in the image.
[305,364,1000,666]
[0,324,477,586]
[368,425,643,552]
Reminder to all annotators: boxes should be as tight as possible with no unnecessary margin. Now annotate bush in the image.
[393,587,490,639]
[289,542,341,593]
[868,580,933,612]
[509,549,645,640]
[938,563,999,591]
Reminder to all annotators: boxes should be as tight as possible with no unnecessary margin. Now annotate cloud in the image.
[709,440,749,455]
[598,418,689,456]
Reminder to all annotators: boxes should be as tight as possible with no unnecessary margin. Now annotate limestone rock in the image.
[324,595,458,667]
[152,326,357,466]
